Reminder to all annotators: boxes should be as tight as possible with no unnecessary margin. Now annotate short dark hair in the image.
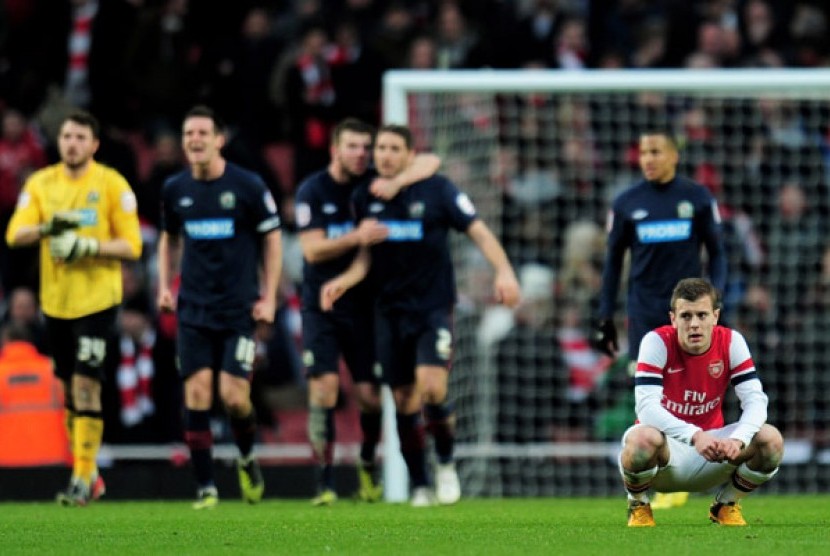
[376,124,413,149]
[183,105,226,134]
[640,128,678,150]
[670,278,720,311]
[64,109,100,140]
[331,118,375,145]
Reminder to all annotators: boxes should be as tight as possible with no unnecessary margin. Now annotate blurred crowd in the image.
[2,0,830,448]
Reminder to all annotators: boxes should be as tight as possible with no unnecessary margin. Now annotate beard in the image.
[62,152,90,171]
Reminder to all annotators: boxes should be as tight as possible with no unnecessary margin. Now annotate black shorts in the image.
[177,321,256,379]
[45,306,118,382]
[301,307,377,384]
[376,307,453,387]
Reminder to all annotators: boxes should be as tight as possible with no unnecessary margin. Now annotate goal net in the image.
[382,69,830,497]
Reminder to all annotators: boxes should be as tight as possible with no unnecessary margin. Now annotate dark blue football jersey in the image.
[352,174,478,313]
[294,168,375,312]
[161,162,281,328]
[598,176,726,322]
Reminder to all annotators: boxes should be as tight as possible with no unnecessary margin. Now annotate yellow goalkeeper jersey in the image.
[5,161,142,319]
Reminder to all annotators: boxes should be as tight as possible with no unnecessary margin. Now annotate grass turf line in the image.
[0,495,827,555]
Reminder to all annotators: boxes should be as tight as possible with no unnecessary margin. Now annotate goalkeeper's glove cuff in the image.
[40,212,81,236]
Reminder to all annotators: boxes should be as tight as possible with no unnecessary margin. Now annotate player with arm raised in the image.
[621,278,783,527]
[5,109,142,506]
[592,129,727,510]
[296,118,440,506]
[322,125,520,506]
[157,105,282,510]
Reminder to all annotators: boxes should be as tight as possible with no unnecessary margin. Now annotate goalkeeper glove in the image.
[50,232,99,263]
[590,319,618,357]
[40,212,81,236]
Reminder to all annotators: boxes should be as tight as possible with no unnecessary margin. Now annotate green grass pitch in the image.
[1,495,827,555]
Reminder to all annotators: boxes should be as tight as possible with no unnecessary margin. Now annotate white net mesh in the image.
[387,70,830,496]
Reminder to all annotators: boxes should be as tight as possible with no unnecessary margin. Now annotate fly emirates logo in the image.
[663,390,721,416]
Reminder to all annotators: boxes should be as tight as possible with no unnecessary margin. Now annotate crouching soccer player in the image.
[621,278,783,527]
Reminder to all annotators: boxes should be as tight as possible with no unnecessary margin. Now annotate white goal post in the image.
[380,69,830,499]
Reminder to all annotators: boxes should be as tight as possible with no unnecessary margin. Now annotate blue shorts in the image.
[376,307,453,387]
[301,307,378,384]
[44,306,118,382]
[177,321,256,379]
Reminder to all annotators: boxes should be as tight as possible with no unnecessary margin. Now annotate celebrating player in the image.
[322,125,520,506]
[296,118,441,506]
[620,278,783,527]
[6,109,142,506]
[592,129,727,509]
[157,105,282,509]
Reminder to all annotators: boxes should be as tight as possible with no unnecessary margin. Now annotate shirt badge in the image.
[708,360,725,378]
[220,191,236,209]
[87,191,100,203]
[409,202,425,218]
[677,201,694,218]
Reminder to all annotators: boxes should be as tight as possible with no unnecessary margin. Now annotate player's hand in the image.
[590,319,618,357]
[252,297,277,324]
[40,211,81,236]
[716,438,745,463]
[692,430,723,462]
[369,177,402,200]
[356,218,389,246]
[494,270,521,308]
[320,279,348,311]
[50,232,99,262]
[157,288,177,313]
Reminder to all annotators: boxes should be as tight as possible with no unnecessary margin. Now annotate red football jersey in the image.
[635,325,755,431]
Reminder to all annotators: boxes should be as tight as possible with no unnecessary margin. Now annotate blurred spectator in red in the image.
[0,109,46,218]
[282,24,340,183]
[553,17,589,69]
[0,109,46,294]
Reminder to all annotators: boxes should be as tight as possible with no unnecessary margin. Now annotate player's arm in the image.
[370,153,441,200]
[724,331,768,454]
[156,231,181,312]
[591,206,629,356]
[252,229,283,324]
[300,218,388,264]
[6,183,49,247]
[634,332,708,449]
[466,219,521,308]
[701,197,728,294]
[320,247,371,311]
[51,177,142,263]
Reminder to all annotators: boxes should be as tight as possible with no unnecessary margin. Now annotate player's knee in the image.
[355,389,381,412]
[754,424,784,464]
[623,426,663,459]
[308,374,338,407]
